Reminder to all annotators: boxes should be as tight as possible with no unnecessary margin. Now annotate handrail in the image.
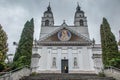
[104,66,120,80]
[0,65,30,77]
[105,66,120,72]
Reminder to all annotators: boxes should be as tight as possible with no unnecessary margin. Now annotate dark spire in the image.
[61,20,67,26]
[76,2,81,11]
[63,20,66,24]
[75,2,84,14]
[47,2,51,12]
[44,2,52,14]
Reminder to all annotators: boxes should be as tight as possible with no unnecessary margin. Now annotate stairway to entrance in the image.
[21,73,115,80]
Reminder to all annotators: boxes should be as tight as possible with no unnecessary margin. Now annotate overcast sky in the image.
[0,0,120,54]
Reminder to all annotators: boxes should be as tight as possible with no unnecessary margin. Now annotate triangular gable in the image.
[39,27,92,43]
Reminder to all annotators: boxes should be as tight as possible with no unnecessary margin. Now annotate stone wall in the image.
[104,68,120,80]
[0,67,30,80]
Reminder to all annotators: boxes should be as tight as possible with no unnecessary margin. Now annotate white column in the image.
[77,48,83,70]
[57,47,62,72]
[37,47,42,71]
[68,47,72,70]
[47,48,52,70]
[89,47,95,70]
[82,46,90,70]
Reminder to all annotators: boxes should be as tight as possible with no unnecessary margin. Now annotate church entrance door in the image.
[61,59,68,73]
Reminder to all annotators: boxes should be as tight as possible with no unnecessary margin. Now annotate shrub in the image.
[98,72,105,77]
[30,72,38,76]
[0,62,5,72]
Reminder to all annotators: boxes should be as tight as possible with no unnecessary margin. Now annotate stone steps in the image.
[21,73,115,80]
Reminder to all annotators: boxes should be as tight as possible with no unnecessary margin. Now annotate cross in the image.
[63,20,66,24]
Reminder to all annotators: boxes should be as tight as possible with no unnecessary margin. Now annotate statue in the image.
[61,30,69,41]
[52,57,56,67]
[58,29,71,41]
[74,57,78,67]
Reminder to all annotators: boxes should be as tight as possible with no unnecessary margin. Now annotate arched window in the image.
[45,20,49,26]
[79,20,84,26]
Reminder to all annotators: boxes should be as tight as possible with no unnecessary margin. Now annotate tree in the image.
[13,18,34,68]
[0,25,8,62]
[0,25,8,72]
[100,18,120,68]
[118,30,120,46]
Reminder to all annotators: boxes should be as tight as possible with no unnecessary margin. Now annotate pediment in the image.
[39,27,92,43]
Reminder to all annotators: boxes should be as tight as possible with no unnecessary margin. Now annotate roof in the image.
[38,26,92,46]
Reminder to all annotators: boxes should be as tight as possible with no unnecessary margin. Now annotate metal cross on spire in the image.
[76,2,81,11]
[47,2,51,12]
[49,2,50,7]
[77,0,83,7]
[77,2,79,6]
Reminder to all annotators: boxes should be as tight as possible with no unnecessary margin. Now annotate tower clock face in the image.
[58,29,71,41]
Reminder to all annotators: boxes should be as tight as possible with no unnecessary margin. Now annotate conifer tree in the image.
[13,18,34,68]
[100,18,120,67]
[118,30,120,46]
[0,25,8,62]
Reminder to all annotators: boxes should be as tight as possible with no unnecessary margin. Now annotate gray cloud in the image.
[0,0,120,54]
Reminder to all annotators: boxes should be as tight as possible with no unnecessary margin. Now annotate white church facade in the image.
[31,4,103,74]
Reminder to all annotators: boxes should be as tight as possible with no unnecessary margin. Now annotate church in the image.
[31,4,103,74]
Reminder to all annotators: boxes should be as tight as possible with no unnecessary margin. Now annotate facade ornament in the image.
[52,57,56,68]
[74,57,78,68]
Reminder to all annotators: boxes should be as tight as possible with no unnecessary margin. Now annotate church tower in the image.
[74,4,87,27]
[40,4,55,39]
[41,3,54,27]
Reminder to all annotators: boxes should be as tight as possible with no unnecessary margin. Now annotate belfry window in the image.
[79,20,84,26]
[45,20,49,26]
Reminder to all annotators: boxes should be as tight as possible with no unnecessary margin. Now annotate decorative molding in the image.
[38,47,42,49]
[62,47,68,49]
[38,41,92,46]
[72,53,78,54]
[52,47,57,49]
[87,46,92,49]
[57,46,62,49]
[62,53,67,54]
[92,48,102,51]
[72,47,77,50]
[32,53,41,58]
[73,66,79,69]
[77,46,82,49]
[32,48,38,52]
[47,46,52,49]
[39,26,92,43]
[52,53,57,54]
[92,54,102,59]
[68,46,73,49]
